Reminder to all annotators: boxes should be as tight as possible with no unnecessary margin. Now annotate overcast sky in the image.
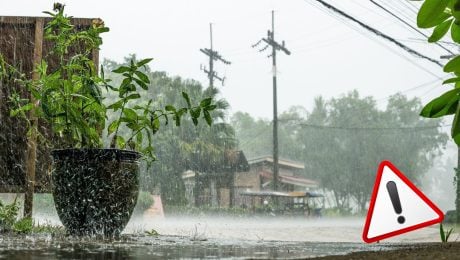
[0,0,453,120]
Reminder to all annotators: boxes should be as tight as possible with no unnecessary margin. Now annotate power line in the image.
[388,0,418,18]
[303,0,443,80]
[369,0,454,55]
[350,0,388,18]
[307,0,443,67]
[375,77,446,102]
[279,120,449,131]
[392,0,419,16]
[384,0,417,22]
[238,126,272,148]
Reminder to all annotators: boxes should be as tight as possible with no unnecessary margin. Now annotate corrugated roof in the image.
[248,156,305,169]
[259,170,318,188]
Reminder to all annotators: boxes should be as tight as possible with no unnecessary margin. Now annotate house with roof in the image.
[233,156,319,208]
[182,150,250,208]
[183,154,320,209]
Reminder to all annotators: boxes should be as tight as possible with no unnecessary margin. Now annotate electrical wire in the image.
[237,125,272,148]
[279,120,449,131]
[394,0,419,16]
[307,0,443,67]
[350,0,388,18]
[303,0,444,79]
[369,0,454,55]
[375,77,446,102]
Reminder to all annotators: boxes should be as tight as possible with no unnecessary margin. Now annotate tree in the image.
[230,107,305,163]
[103,58,236,206]
[230,112,272,159]
[151,83,236,206]
[298,91,447,213]
[232,90,447,213]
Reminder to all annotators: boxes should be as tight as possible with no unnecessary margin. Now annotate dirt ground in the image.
[314,242,460,260]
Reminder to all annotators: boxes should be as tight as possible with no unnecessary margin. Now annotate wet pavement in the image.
[0,234,409,259]
[0,216,442,259]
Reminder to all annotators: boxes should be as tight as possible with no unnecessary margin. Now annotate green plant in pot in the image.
[5,4,217,237]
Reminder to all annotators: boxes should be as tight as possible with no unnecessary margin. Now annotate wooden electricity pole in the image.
[196,23,231,207]
[200,23,231,88]
[253,10,291,192]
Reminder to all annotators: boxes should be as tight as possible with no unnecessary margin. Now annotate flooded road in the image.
[3,215,443,259]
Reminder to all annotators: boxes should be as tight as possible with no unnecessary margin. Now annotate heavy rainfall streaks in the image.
[209,0,450,107]
[0,1,457,259]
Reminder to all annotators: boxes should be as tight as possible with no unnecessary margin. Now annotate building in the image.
[183,154,320,209]
[182,150,250,208]
[233,156,319,208]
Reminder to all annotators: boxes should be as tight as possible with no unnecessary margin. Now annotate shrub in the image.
[12,217,33,234]
[0,197,19,232]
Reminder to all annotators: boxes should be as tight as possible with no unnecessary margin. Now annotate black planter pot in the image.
[51,148,141,237]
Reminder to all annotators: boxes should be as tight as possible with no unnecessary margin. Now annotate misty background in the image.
[1,0,456,211]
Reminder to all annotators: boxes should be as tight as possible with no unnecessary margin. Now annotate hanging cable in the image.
[369,0,454,55]
[307,0,443,67]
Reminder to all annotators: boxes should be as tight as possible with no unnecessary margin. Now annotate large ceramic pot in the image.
[51,148,140,237]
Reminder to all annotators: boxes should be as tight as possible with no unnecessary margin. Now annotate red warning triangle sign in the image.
[362,160,444,243]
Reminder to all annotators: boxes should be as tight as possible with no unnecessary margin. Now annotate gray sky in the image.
[1,0,452,120]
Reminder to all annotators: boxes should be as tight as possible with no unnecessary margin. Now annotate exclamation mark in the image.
[386,181,405,224]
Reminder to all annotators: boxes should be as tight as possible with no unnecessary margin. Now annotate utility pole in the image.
[197,23,231,207]
[200,23,231,88]
[253,11,291,193]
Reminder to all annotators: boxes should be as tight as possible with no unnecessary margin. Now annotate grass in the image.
[440,223,454,243]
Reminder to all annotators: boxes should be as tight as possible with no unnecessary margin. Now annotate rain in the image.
[0,0,459,259]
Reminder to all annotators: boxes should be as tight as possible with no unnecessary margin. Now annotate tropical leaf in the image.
[417,0,450,28]
[420,88,460,118]
[429,18,452,42]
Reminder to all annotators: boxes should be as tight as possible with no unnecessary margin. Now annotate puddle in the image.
[0,234,408,259]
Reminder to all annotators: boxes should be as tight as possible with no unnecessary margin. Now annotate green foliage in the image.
[106,57,217,160]
[12,217,33,234]
[7,5,109,148]
[232,92,447,213]
[230,112,274,159]
[31,222,65,235]
[103,59,236,206]
[417,0,460,145]
[417,0,450,28]
[0,197,19,232]
[5,4,217,163]
[0,196,64,235]
[440,223,454,242]
[420,88,459,118]
[306,93,446,213]
[145,229,159,236]
[428,18,453,42]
